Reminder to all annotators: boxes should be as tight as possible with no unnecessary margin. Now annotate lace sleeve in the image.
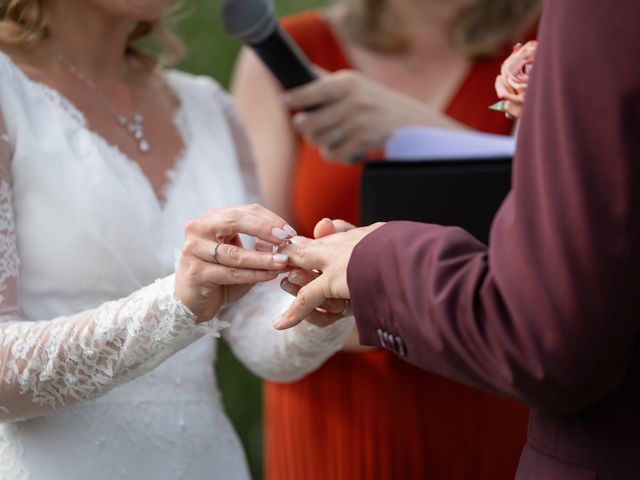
[220,96,353,382]
[221,280,354,383]
[0,116,212,423]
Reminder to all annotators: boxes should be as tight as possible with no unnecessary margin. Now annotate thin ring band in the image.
[340,299,350,316]
[209,243,221,264]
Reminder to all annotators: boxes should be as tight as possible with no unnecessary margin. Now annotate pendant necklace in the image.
[48,45,151,153]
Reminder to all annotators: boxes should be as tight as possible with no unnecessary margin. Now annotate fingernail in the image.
[283,224,297,237]
[272,227,291,240]
[273,316,283,329]
[273,254,289,264]
[288,271,300,284]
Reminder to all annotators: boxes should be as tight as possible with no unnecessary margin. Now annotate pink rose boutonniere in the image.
[490,40,538,119]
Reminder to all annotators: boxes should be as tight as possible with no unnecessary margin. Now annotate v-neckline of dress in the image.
[0,50,191,212]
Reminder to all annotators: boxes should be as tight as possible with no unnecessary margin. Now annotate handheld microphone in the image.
[221,0,318,90]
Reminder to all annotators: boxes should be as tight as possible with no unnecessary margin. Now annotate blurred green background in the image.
[176,1,327,479]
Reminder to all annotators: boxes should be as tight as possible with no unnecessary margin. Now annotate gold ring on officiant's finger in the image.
[210,243,221,264]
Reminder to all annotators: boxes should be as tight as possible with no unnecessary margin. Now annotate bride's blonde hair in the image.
[341,0,543,58]
[0,0,184,64]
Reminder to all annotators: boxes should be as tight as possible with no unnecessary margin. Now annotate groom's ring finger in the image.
[188,240,289,271]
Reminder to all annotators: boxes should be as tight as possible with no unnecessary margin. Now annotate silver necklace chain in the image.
[48,45,151,153]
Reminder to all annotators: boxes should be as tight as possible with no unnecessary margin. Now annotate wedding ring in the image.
[340,299,350,316]
[209,243,221,264]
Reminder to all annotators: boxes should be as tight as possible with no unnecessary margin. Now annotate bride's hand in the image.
[175,204,296,322]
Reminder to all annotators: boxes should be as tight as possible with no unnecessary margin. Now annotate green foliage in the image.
[176,1,327,479]
[177,0,328,87]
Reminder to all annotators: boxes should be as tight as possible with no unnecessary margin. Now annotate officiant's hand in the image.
[176,204,296,323]
[284,70,464,163]
[274,222,385,330]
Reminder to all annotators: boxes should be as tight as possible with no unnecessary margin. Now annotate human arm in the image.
[0,109,298,421]
[231,48,298,222]
[279,0,640,412]
[219,95,354,381]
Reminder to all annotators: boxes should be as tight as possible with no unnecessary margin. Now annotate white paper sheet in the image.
[384,126,516,161]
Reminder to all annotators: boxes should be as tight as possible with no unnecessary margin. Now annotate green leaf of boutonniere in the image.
[489,100,508,112]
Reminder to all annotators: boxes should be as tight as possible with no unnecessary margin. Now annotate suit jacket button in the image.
[384,332,397,353]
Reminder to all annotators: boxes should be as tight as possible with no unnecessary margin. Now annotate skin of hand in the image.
[175,204,297,323]
[283,69,465,164]
[277,218,356,328]
[279,219,374,351]
[273,222,385,330]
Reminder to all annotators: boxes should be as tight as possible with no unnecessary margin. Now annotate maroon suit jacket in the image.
[348,0,640,478]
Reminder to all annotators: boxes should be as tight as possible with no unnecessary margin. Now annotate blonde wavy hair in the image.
[0,0,184,65]
[341,0,543,58]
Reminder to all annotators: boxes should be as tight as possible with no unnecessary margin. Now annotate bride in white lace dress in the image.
[0,1,353,479]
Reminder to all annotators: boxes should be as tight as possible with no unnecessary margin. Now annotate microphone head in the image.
[221,0,277,45]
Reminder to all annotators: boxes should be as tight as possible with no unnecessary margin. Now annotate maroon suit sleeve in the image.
[348,0,640,412]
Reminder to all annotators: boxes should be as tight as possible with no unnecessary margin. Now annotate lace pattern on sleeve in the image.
[0,121,207,421]
[0,275,202,422]
[221,280,354,383]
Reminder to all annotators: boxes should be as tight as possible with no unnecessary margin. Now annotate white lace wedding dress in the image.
[0,51,352,480]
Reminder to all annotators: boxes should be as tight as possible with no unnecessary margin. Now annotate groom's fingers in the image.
[280,239,328,271]
[281,277,347,314]
[275,279,328,330]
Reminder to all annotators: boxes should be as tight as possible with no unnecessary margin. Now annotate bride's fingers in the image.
[189,205,297,245]
[186,239,288,270]
[201,262,280,285]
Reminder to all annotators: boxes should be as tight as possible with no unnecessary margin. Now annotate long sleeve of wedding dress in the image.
[0,95,352,422]
[0,116,210,423]
[219,97,354,383]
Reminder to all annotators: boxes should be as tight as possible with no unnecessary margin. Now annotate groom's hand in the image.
[274,222,384,330]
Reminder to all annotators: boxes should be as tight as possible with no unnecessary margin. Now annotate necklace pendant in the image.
[138,139,150,153]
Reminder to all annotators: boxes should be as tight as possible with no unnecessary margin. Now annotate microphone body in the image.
[222,0,317,90]
[248,26,318,90]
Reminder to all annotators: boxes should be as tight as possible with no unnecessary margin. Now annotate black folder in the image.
[361,158,512,244]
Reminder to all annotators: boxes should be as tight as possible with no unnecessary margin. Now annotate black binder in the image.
[361,158,512,244]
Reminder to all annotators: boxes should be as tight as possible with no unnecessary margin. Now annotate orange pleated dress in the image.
[265,11,530,480]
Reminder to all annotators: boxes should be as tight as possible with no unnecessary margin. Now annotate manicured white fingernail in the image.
[272,227,290,240]
[273,316,283,328]
[283,224,297,237]
[273,254,289,263]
